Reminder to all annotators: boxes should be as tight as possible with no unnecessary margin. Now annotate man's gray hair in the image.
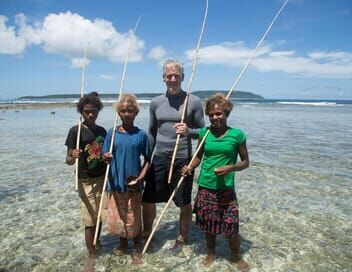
[163,59,184,75]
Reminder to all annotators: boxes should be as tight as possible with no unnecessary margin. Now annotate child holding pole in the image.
[65,92,106,269]
[103,94,150,265]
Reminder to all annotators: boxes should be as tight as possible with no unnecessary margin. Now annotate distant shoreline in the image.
[1,97,350,111]
[1,90,264,111]
[0,102,119,110]
[17,90,264,100]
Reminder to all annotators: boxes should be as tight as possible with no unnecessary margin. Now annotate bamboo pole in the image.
[167,0,208,185]
[225,0,289,99]
[142,0,289,255]
[93,17,141,245]
[75,47,88,191]
[142,133,207,255]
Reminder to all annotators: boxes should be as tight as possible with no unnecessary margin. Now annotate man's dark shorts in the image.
[142,155,194,207]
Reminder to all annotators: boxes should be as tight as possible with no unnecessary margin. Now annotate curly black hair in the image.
[76,92,104,113]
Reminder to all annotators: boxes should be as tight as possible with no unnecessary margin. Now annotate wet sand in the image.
[0,104,351,272]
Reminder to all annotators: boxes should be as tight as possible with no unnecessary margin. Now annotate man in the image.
[142,59,205,249]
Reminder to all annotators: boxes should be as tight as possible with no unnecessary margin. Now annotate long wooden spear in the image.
[75,47,88,191]
[142,0,289,255]
[167,0,208,184]
[93,17,141,245]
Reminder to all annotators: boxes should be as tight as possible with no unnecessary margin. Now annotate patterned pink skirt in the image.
[106,191,142,239]
[194,186,239,238]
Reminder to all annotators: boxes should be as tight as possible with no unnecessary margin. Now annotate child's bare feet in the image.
[233,254,250,271]
[82,256,96,272]
[203,253,215,267]
[131,251,143,265]
[131,236,143,265]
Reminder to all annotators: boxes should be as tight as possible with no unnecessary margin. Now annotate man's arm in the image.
[188,98,205,139]
[148,102,157,152]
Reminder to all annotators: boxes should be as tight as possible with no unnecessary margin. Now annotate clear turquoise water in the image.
[0,102,351,271]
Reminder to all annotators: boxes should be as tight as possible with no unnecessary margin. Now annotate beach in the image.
[0,101,351,272]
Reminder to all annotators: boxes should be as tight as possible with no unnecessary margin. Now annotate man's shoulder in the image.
[151,94,166,102]
[188,94,202,108]
[189,93,201,99]
[150,94,166,108]
[189,93,202,102]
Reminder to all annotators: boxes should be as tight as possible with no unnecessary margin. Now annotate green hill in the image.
[192,90,263,99]
[19,90,263,100]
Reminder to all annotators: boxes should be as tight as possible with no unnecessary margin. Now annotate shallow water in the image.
[0,103,351,271]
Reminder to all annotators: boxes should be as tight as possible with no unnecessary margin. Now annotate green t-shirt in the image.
[197,127,246,190]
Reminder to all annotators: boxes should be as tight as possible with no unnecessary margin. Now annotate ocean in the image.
[0,99,351,271]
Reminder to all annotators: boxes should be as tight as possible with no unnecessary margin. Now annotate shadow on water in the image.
[191,227,253,258]
[99,234,119,255]
[98,218,253,265]
[98,220,179,256]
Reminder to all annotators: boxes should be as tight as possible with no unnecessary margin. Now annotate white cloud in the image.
[186,42,352,78]
[148,46,167,60]
[0,12,145,65]
[39,12,144,62]
[99,74,115,80]
[185,42,271,66]
[71,58,90,68]
[308,51,352,63]
[0,15,27,54]
[269,51,295,57]
[252,52,352,77]
[15,13,42,45]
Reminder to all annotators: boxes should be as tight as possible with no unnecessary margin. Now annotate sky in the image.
[0,0,351,100]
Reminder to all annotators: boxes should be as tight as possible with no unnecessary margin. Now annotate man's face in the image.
[163,65,184,95]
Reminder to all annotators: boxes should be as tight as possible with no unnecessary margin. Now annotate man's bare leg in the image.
[178,203,192,242]
[142,202,156,239]
[170,203,192,251]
